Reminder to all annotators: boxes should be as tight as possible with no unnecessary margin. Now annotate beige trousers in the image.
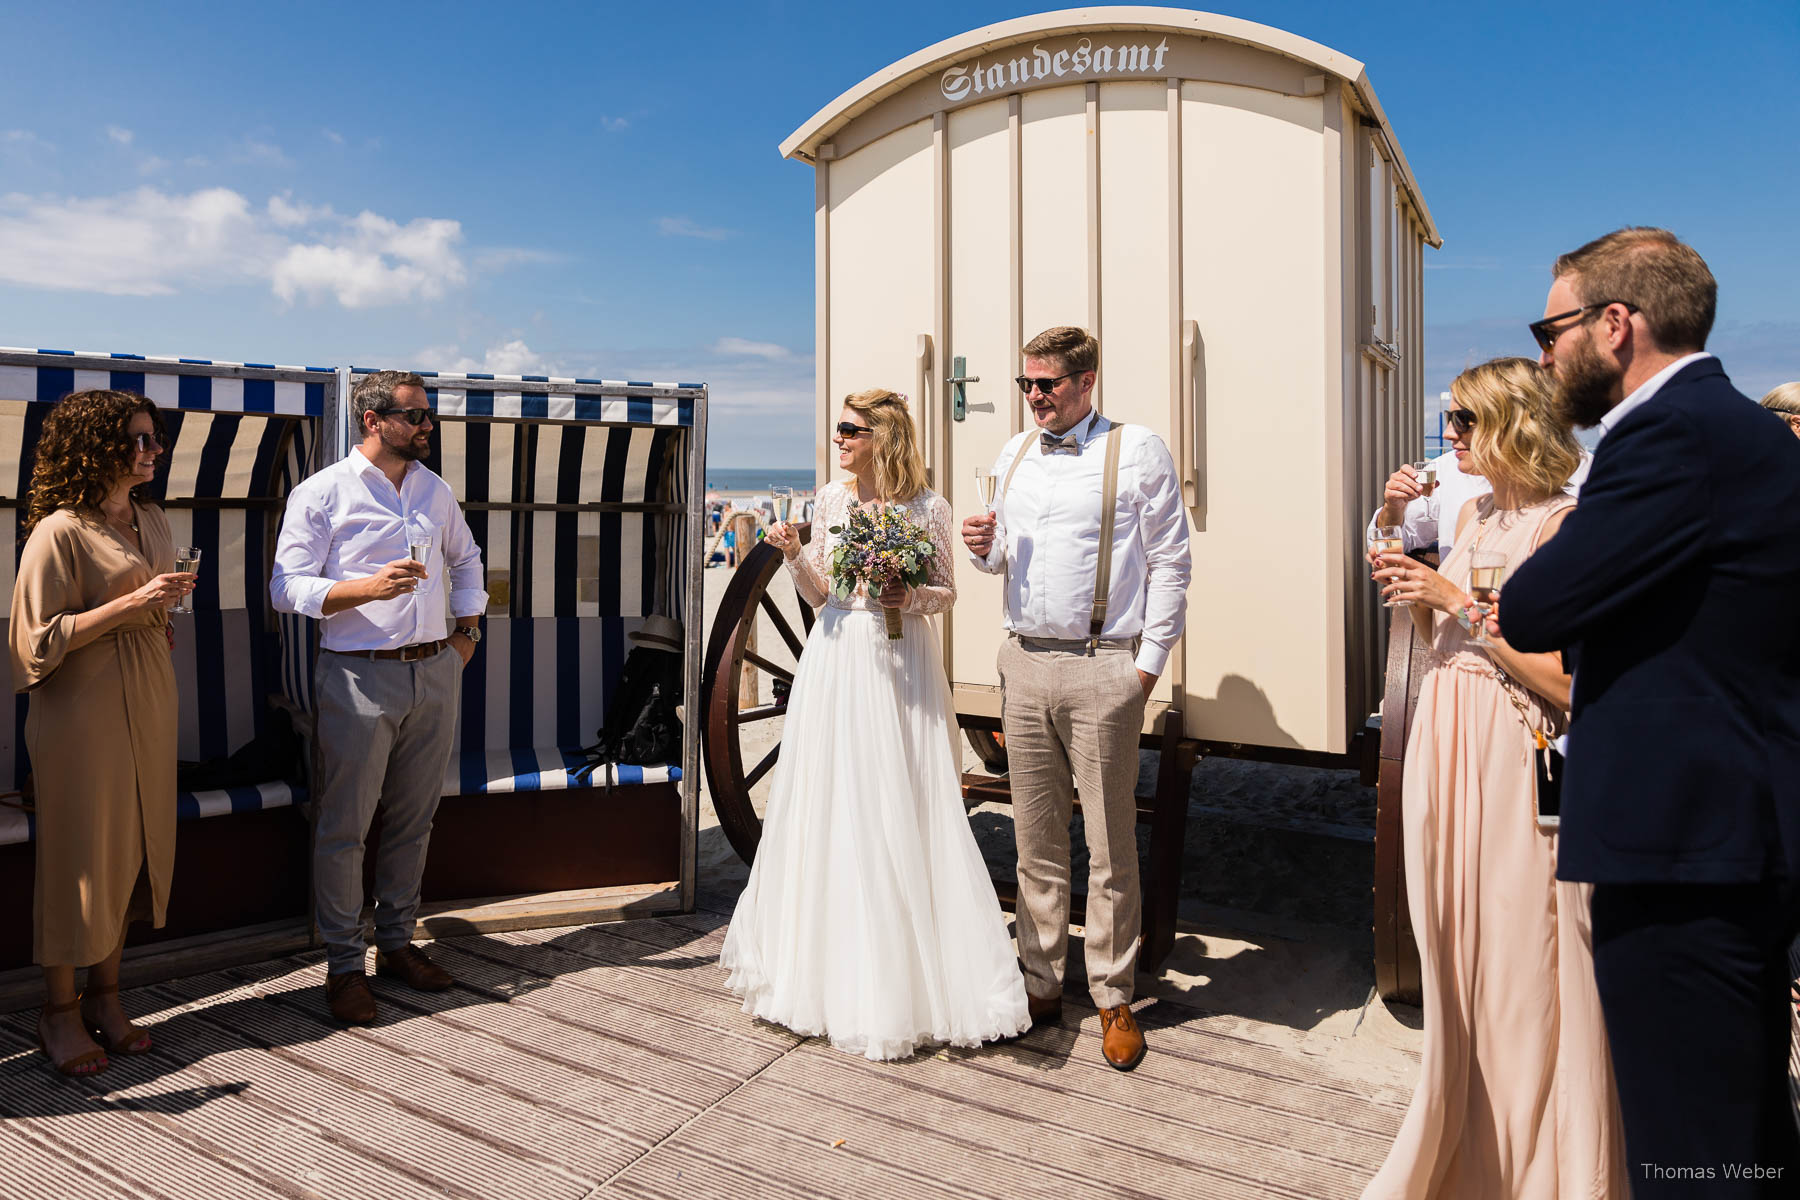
[998,635,1146,1009]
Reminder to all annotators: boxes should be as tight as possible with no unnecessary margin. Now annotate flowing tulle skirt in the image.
[719,604,1030,1060]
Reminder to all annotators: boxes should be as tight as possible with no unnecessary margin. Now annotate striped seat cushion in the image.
[444,747,680,796]
[0,780,305,847]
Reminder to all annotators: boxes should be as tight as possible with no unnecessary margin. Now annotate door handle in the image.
[948,356,979,421]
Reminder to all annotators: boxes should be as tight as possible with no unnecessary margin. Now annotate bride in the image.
[719,387,1030,1060]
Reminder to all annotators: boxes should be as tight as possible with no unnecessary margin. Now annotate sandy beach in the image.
[691,555,1424,1086]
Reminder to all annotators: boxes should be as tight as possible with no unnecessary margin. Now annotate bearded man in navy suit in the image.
[1500,228,1800,1194]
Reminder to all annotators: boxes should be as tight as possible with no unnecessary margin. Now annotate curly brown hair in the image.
[21,389,168,539]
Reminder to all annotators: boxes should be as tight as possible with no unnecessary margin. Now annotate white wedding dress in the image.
[719,481,1030,1060]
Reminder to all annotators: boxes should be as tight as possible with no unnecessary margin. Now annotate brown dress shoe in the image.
[1099,1004,1146,1071]
[1026,991,1063,1026]
[326,972,378,1025]
[375,944,454,992]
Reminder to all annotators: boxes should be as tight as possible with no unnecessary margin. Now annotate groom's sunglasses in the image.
[835,421,873,439]
[378,405,435,427]
[1015,372,1076,395]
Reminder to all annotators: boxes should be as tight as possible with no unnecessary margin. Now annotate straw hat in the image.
[630,615,683,654]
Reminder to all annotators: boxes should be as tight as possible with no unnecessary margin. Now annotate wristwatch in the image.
[453,624,482,645]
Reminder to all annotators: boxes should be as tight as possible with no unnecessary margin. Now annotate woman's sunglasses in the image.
[835,421,873,439]
[379,406,434,426]
[1014,372,1076,395]
[1445,409,1478,434]
[130,432,163,453]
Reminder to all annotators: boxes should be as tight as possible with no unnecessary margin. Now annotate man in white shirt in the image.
[960,326,1191,1072]
[271,371,487,1024]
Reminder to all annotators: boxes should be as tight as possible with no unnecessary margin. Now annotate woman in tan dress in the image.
[10,389,194,1076]
[1364,359,1626,1198]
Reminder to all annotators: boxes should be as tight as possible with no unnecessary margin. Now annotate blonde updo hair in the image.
[844,388,928,503]
[1760,382,1800,416]
[1452,357,1582,498]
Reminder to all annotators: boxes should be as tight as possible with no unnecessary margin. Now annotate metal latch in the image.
[948,356,979,421]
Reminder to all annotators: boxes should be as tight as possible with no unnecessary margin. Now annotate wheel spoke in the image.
[745,744,780,789]
[760,591,806,658]
[743,649,794,683]
[735,703,787,724]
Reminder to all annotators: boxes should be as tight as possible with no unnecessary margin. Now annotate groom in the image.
[961,326,1191,1071]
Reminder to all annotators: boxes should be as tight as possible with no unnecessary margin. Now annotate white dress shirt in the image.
[970,410,1192,675]
[271,448,488,652]
[1366,447,1593,559]
[1596,352,1713,445]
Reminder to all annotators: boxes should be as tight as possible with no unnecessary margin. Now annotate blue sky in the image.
[2,1,1795,466]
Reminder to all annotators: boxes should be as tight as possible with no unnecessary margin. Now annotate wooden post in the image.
[731,510,763,708]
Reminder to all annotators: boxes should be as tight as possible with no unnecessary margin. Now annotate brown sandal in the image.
[37,999,109,1077]
[80,984,153,1055]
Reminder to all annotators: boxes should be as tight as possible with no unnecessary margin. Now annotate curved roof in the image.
[780,6,1438,246]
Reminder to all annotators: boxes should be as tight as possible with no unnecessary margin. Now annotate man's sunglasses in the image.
[378,406,434,426]
[835,421,873,438]
[129,432,163,453]
[1015,372,1077,395]
[1445,409,1478,434]
[1528,300,1638,353]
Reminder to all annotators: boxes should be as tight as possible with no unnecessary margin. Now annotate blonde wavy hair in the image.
[843,388,927,503]
[1452,358,1581,498]
[1760,382,1800,416]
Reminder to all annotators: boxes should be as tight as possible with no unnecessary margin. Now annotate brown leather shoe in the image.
[326,972,377,1025]
[1099,1004,1146,1071]
[375,944,454,992]
[1026,991,1063,1027]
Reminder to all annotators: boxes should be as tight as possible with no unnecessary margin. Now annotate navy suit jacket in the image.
[1503,358,1800,885]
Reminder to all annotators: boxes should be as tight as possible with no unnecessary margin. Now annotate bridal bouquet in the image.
[827,504,936,639]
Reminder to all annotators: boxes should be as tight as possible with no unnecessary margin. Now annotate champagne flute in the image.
[1371,525,1408,608]
[172,546,202,614]
[408,530,432,593]
[1468,550,1507,646]
[770,485,793,525]
[1411,459,1437,498]
[974,467,998,511]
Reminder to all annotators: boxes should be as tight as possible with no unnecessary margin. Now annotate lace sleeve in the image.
[904,494,957,615]
[785,484,832,608]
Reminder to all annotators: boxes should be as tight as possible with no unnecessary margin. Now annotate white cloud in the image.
[657,215,731,241]
[0,185,484,309]
[414,339,558,376]
[599,115,629,132]
[237,139,294,168]
[714,337,790,360]
[106,125,134,146]
[137,155,169,176]
[322,128,345,145]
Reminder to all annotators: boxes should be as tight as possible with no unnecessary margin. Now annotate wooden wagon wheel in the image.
[700,528,814,867]
[1373,603,1428,1005]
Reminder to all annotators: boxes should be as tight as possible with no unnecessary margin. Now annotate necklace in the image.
[101,503,138,533]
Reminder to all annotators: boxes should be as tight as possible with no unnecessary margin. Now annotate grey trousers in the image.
[311,648,461,975]
[998,635,1146,1009]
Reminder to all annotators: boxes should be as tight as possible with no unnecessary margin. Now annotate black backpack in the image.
[590,645,683,766]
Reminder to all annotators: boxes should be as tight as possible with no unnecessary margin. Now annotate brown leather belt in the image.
[328,639,447,662]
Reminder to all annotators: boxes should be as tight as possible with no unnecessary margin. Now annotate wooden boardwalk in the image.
[0,894,1416,1200]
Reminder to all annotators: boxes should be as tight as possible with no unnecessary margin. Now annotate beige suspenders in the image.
[996,420,1128,653]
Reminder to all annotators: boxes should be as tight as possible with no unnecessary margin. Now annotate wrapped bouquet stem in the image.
[826,502,937,640]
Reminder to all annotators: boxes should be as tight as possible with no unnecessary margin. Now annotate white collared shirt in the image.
[970,410,1192,675]
[1366,447,1593,559]
[271,448,488,652]
[1596,352,1713,445]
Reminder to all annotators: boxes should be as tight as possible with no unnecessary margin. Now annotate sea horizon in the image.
[704,466,817,493]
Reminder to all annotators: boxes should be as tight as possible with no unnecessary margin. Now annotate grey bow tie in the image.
[1040,431,1080,455]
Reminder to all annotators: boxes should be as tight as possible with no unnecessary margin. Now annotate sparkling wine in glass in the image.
[172,546,202,614]
[770,485,793,524]
[1371,525,1409,608]
[1411,459,1437,496]
[408,532,431,594]
[1468,550,1507,646]
[974,467,998,510]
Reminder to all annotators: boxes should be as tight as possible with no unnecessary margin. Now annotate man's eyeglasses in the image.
[130,432,163,453]
[1446,409,1478,434]
[1015,372,1076,396]
[1528,301,1638,353]
[835,421,873,439]
[378,406,434,426]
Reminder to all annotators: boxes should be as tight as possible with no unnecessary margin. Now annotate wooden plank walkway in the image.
[0,895,1416,1199]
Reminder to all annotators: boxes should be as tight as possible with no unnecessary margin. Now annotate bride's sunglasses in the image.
[835,421,873,439]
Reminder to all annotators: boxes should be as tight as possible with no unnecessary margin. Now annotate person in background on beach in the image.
[1365,359,1625,1198]
[10,390,195,1077]
[1761,381,1800,439]
[720,388,1029,1059]
[722,521,737,567]
[961,326,1191,1072]
[1498,229,1800,1194]
[271,371,487,1026]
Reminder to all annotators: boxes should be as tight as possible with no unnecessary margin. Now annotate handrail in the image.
[1179,319,1201,509]
[915,333,935,489]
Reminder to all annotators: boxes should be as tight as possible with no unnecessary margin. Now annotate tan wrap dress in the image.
[9,503,177,965]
